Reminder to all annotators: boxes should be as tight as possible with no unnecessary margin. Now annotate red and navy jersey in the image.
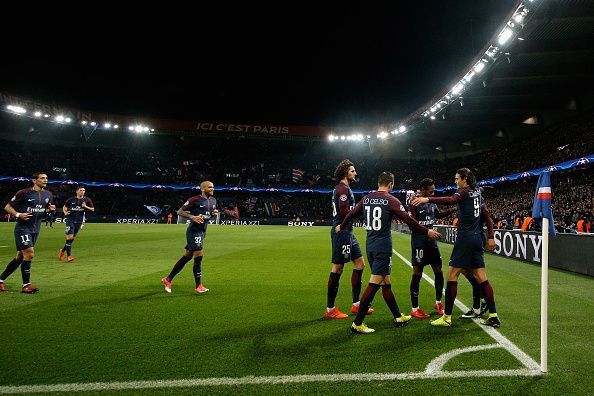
[341,191,429,253]
[332,182,355,230]
[64,196,94,223]
[9,188,54,233]
[428,188,494,238]
[181,195,217,232]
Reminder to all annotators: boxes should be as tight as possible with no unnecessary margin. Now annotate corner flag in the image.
[532,170,554,374]
[532,171,555,236]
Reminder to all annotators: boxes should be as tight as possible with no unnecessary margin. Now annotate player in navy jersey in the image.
[337,172,441,334]
[408,178,456,319]
[59,186,94,262]
[0,172,55,293]
[412,168,499,327]
[161,181,219,294]
[325,160,373,319]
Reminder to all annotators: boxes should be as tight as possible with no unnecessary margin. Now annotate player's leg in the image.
[429,243,445,315]
[20,245,39,293]
[326,229,349,318]
[410,264,430,318]
[349,237,374,314]
[0,251,24,291]
[473,257,500,328]
[60,222,75,260]
[460,268,482,318]
[193,233,208,294]
[379,265,411,327]
[431,252,464,327]
[351,255,381,333]
[161,249,192,293]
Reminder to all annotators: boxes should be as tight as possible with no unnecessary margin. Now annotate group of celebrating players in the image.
[0,163,501,334]
[327,159,500,334]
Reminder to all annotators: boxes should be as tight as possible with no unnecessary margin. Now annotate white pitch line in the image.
[392,248,540,371]
[0,368,541,394]
[425,344,501,373]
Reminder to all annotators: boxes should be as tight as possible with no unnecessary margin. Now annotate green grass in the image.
[0,224,592,394]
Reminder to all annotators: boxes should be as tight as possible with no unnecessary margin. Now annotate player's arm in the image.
[46,193,56,212]
[391,198,441,239]
[481,204,495,251]
[4,202,32,220]
[5,191,32,220]
[435,206,457,219]
[177,198,204,224]
[407,203,418,220]
[336,200,364,232]
[412,189,466,206]
[82,198,94,212]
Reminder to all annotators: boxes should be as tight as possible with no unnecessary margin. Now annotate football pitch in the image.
[0,223,592,395]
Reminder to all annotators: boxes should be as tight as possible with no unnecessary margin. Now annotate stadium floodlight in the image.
[340,136,345,141]
[113,124,119,129]
[104,122,111,129]
[7,105,26,114]
[498,28,513,45]
[514,13,524,23]
[430,115,436,120]
[346,136,352,141]
[143,127,149,132]
[399,125,406,133]
[81,121,87,125]
[128,126,134,131]
[452,83,464,95]
[474,62,486,73]
[135,125,143,133]
[55,115,65,122]
[150,128,154,132]
[328,135,334,141]
[90,121,97,126]
[44,114,50,118]
[64,117,71,123]
[34,111,42,117]
[430,106,437,113]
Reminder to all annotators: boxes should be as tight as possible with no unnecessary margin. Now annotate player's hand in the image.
[427,229,441,240]
[48,204,56,211]
[335,225,341,233]
[486,239,495,251]
[211,209,220,216]
[17,212,32,220]
[63,210,70,216]
[411,197,429,206]
[191,215,204,224]
[82,203,89,209]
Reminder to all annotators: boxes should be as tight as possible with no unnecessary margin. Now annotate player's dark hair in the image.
[32,172,46,180]
[419,178,434,191]
[334,159,354,180]
[378,172,394,186]
[76,186,85,191]
[456,168,477,189]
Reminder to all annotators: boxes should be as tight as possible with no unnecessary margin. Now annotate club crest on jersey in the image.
[340,194,348,201]
[45,198,49,203]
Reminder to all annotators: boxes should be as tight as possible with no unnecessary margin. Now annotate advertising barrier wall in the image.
[432,225,593,277]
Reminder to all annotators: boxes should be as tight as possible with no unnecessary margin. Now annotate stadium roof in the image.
[405,0,594,155]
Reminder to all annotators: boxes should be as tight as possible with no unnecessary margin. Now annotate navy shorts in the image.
[367,251,392,276]
[411,237,442,267]
[66,220,82,236]
[330,228,363,264]
[449,234,485,269]
[185,229,205,251]
[14,229,39,251]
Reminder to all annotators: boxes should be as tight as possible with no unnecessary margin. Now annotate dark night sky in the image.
[1,1,517,126]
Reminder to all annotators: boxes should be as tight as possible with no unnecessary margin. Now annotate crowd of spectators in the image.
[0,110,592,233]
